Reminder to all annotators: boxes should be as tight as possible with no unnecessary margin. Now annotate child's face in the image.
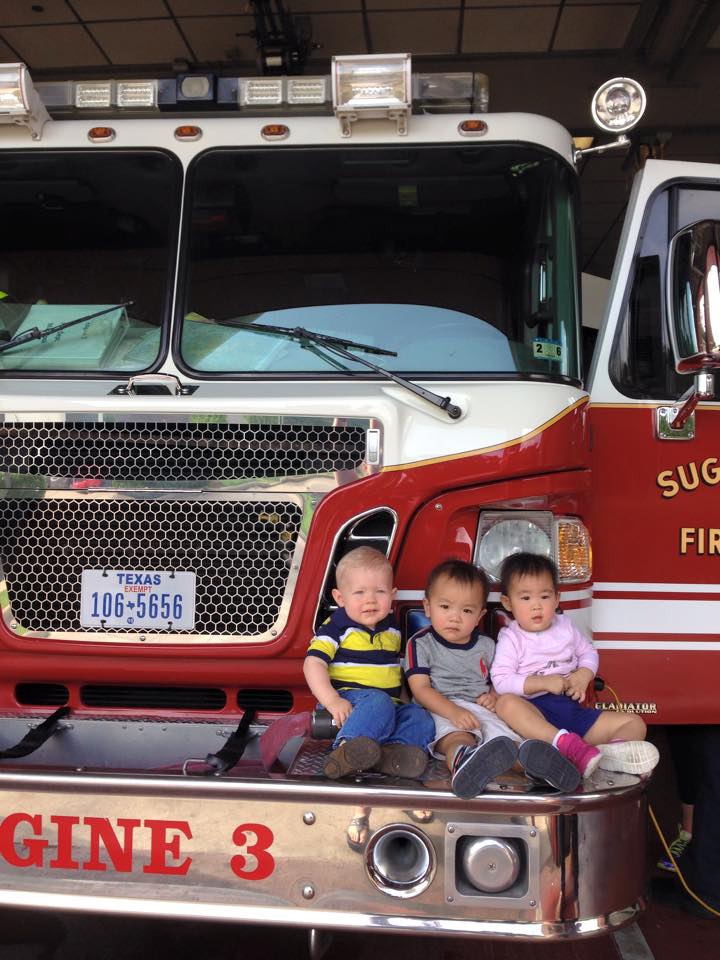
[332,565,396,629]
[423,575,487,645]
[501,570,559,632]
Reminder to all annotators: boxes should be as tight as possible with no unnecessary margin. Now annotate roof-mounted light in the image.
[75,80,112,109]
[591,77,646,134]
[239,77,283,107]
[0,62,49,139]
[74,78,158,110]
[575,76,647,161]
[332,53,411,137]
[287,76,329,105]
[116,80,158,109]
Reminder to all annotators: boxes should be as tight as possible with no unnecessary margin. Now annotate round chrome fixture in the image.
[364,824,436,898]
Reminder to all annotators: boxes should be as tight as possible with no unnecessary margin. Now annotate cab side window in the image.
[609,184,720,401]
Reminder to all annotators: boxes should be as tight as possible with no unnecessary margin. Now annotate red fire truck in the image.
[0,55,716,950]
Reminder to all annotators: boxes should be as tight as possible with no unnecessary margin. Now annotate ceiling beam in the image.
[669,0,720,78]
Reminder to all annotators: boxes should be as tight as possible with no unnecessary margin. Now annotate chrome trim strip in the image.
[0,767,645,808]
[0,412,383,493]
[312,506,399,628]
[0,888,642,940]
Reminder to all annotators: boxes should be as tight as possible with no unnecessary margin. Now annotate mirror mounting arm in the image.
[669,373,715,430]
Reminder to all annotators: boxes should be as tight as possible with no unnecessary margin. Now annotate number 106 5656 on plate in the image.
[80,571,196,630]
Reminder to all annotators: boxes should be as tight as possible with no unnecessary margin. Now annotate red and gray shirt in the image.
[403,625,495,701]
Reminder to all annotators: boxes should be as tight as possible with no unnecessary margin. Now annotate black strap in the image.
[204,709,257,773]
[0,706,71,760]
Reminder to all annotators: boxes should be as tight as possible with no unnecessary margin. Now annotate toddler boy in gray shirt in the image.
[404,559,581,798]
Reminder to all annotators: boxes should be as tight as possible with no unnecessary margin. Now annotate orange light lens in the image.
[556,520,592,582]
[87,126,115,142]
[174,125,202,140]
[458,120,488,136]
[261,123,289,140]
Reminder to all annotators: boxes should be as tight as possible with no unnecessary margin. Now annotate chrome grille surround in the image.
[0,412,381,491]
[0,412,381,643]
[0,490,310,644]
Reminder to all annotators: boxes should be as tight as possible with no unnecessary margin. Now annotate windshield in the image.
[0,150,180,374]
[180,145,580,380]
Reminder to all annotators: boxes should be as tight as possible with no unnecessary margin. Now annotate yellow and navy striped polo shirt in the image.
[306,609,403,700]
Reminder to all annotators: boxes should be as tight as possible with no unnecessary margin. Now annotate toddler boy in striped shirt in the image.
[304,546,434,780]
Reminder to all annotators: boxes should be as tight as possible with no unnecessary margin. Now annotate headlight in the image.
[591,77,646,134]
[475,511,591,584]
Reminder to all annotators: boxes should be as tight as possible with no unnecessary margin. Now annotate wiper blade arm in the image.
[313,338,462,421]
[0,302,133,356]
[216,319,397,357]
[210,317,462,419]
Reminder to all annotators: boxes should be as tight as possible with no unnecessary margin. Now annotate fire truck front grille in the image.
[0,419,368,482]
[0,495,303,639]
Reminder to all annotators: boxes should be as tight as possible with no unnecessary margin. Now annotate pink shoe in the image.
[556,732,601,778]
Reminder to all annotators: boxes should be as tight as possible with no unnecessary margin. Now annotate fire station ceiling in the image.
[1,0,719,278]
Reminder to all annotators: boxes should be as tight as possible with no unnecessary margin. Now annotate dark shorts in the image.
[531,693,600,737]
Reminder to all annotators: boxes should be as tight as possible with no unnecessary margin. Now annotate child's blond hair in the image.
[335,546,392,589]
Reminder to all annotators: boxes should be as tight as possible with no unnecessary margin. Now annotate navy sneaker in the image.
[450,736,518,799]
[519,739,581,792]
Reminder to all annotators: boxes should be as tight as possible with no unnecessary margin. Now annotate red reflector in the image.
[458,119,488,136]
[261,123,289,140]
[175,125,202,141]
[88,126,115,142]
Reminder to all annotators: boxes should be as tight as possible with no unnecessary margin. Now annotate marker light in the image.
[0,62,50,139]
[332,53,411,137]
[459,119,487,137]
[87,126,115,143]
[591,77,646,134]
[261,123,289,140]
[174,124,202,141]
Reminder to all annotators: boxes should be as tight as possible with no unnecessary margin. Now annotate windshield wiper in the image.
[0,302,133,356]
[214,318,396,358]
[228,320,462,420]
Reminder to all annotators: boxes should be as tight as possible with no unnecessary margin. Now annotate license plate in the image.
[80,570,196,630]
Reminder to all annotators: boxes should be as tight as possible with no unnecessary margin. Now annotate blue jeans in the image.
[328,688,435,750]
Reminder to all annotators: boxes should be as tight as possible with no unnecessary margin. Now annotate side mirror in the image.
[668,219,720,374]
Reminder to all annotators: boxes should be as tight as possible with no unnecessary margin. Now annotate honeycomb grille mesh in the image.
[0,497,302,636]
[0,420,367,481]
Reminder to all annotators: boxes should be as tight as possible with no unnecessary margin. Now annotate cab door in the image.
[587,160,720,723]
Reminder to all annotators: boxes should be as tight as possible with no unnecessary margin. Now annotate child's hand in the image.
[563,669,592,702]
[544,674,567,696]
[476,690,498,712]
[325,695,353,727]
[447,705,478,731]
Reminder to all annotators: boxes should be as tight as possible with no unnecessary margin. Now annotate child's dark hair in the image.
[426,559,489,602]
[500,552,558,593]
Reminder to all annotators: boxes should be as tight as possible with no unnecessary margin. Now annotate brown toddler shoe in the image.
[323,736,381,779]
[375,744,428,779]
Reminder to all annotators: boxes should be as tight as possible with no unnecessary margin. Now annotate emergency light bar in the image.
[0,62,49,139]
[3,57,488,133]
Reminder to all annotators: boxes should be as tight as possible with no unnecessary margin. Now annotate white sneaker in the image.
[598,740,659,775]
